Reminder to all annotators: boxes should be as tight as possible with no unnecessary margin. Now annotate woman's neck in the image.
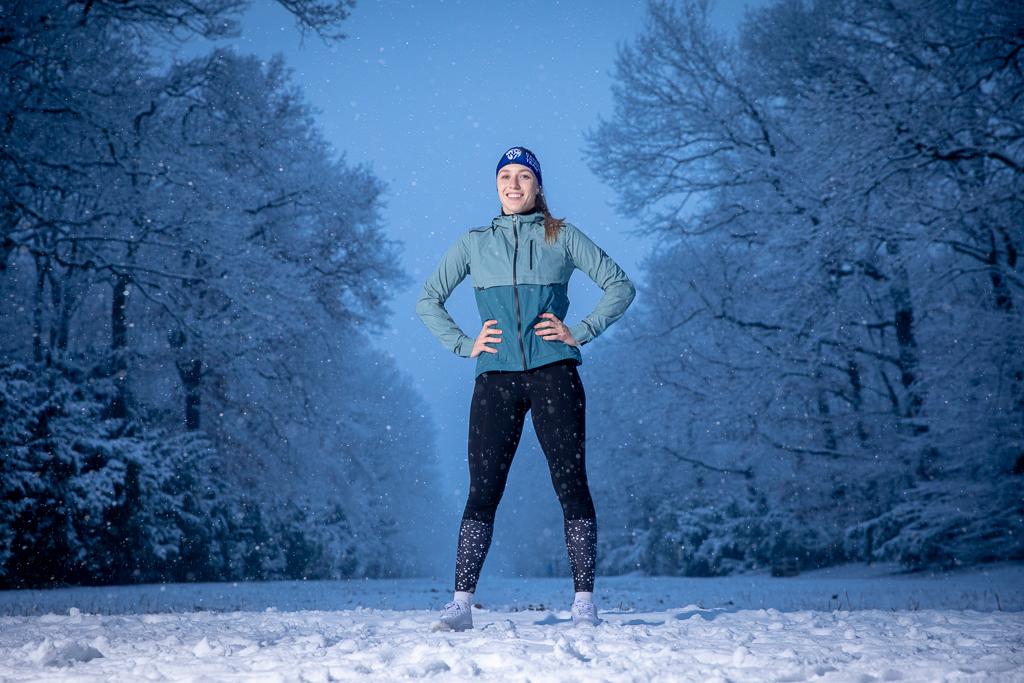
[502,204,540,216]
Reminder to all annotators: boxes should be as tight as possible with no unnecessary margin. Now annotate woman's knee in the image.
[462,497,500,524]
[556,485,595,519]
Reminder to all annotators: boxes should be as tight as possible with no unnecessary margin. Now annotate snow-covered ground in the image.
[1,562,1021,682]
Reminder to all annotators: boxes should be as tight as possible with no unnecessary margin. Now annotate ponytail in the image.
[535,191,566,244]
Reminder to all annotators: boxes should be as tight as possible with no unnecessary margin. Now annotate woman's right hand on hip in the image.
[470,319,502,358]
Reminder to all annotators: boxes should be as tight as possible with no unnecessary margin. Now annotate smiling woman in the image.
[415,145,637,632]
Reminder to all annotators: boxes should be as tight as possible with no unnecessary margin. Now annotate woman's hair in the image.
[535,190,566,244]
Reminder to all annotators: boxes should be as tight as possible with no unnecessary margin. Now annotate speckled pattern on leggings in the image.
[454,517,494,593]
[564,517,597,592]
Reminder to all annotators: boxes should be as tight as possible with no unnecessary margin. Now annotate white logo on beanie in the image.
[505,147,538,170]
[499,147,542,185]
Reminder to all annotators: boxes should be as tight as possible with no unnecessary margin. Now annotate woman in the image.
[415,146,636,630]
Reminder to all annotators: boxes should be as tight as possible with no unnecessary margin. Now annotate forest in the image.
[1,0,1021,590]
[1,0,440,589]
[584,0,1022,576]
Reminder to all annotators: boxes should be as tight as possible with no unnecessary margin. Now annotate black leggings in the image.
[454,359,597,594]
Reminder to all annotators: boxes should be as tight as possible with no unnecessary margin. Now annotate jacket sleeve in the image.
[415,232,475,358]
[563,223,637,346]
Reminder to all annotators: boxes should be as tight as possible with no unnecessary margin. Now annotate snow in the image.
[1,563,1022,681]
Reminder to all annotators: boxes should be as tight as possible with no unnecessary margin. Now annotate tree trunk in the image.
[988,226,1015,312]
[52,244,80,354]
[32,255,46,365]
[814,363,837,453]
[180,356,203,430]
[846,357,868,445]
[887,242,925,431]
[169,328,203,431]
[109,272,130,419]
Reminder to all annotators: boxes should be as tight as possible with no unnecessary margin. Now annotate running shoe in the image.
[432,599,473,631]
[571,600,600,627]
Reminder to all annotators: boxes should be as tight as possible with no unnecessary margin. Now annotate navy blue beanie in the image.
[496,146,542,188]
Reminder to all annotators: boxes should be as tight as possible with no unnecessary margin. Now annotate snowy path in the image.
[1,605,1021,682]
[1,564,1022,681]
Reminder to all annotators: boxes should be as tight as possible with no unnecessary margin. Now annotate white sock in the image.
[574,591,593,604]
[454,591,474,605]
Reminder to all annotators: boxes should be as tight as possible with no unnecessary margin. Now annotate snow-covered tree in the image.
[0,0,444,587]
[585,0,1023,574]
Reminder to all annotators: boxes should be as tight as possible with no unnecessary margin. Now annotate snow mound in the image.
[27,638,104,667]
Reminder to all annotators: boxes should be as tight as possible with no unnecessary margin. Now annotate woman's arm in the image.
[415,233,475,357]
[563,223,637,346]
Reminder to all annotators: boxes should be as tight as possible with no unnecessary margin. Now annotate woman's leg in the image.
[528,361,597,594]
[455,371,529,594]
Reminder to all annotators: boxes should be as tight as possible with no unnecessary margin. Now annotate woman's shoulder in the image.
[448,223,490,241]
[459,225,492,246]
[553,220,584,243]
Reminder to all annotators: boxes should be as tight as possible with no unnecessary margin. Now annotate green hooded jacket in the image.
[416,209,636,378]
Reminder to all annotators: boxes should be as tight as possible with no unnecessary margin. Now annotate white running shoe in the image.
[571,600,600,627]
[432,599,473,631]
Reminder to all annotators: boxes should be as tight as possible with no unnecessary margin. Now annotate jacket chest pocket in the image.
[527,238,570,283]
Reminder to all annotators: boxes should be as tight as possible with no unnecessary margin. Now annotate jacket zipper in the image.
[529,239,533,269]
[512,215,528,370]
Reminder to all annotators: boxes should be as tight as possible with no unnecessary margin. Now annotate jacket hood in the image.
[491,209,545,228]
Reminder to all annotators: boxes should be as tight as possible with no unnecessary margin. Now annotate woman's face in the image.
[496,163,540,215]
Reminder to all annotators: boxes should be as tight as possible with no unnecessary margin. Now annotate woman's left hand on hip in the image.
[534,312,579,347]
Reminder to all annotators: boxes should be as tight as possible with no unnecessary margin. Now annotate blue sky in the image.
[182,0,764,557]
